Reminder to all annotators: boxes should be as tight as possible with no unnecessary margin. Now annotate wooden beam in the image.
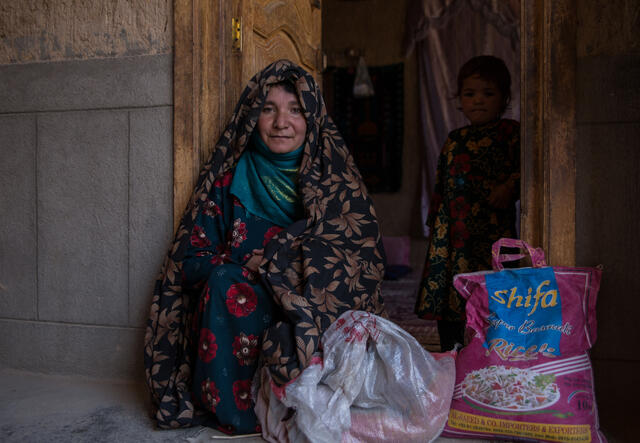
[521,0,576,265]
[520,0,544,251]
[173,0,198,230]
[173,0,229,230]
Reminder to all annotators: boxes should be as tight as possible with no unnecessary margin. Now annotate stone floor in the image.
[0,367,489,443]
[0,367,258,443]
[0,363,623,442]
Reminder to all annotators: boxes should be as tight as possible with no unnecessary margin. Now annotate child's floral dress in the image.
[416,119,520,322]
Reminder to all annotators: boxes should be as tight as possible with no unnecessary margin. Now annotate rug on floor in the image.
[381,277,440,352]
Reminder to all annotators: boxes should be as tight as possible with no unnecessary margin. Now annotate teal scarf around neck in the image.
[230,131,304,227]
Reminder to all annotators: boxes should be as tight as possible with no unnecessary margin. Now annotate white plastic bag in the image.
[353,56,375,98]
[255,311,455,443]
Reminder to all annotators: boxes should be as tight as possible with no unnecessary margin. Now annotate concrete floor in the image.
[0,368,259,443]
[0,367,489,443]
[2,367,624,443]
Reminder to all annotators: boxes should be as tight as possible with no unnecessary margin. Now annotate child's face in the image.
[460,74,503,125]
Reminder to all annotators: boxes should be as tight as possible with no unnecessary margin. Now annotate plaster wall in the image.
[0,0,172,64]
[0,2,173,380]
[575,0,640,439]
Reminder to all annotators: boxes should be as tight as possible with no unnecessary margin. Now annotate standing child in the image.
[415,55,520,351]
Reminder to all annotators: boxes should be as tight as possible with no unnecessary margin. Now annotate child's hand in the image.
[488,181,515,209]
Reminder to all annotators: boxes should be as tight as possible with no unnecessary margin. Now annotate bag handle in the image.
[491,238,546,271]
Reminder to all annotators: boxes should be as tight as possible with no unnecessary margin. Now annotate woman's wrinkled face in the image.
[460,74,504,125]
[257,85,307,154]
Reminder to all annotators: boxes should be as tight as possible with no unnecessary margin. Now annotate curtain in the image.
[404,0,520,236]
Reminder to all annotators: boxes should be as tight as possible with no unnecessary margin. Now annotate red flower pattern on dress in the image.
[450,196,471,220]
[232,379,253,410]
[242,266,257,283]
[262,226,284,246]
[214,171,232,188]
[201,379,221,412]
[450,153,471,176]
[226,283,258,317]
[210,244,231,266]
[230,219,248,248]
[203,199,222,217]
[190,225,211,248]
[451,220,470,248]
[232,333,259,366]
[198,328,218,362]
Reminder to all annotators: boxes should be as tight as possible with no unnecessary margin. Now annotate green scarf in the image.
[230,131,304,227]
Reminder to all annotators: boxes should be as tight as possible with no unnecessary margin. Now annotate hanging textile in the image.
[326,63,404,193]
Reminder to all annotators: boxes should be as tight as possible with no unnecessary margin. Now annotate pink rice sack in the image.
[441,238,606,442]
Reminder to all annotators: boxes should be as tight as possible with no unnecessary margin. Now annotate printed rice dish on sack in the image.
[461,366,560,411]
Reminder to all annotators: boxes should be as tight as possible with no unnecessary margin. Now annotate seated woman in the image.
[144,59,386,434]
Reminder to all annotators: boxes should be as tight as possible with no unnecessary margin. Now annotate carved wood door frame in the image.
[173,0,578,266]
[521,0,577,266]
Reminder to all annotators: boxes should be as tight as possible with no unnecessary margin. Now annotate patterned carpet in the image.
[381,274,441,352]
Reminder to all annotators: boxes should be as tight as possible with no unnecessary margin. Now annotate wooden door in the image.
[173,0,321,229]
[238,0,322,86]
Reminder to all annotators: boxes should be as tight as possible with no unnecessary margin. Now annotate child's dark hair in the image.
[456,55,511,114]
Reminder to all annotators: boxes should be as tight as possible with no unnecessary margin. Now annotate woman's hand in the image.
[245,248,264,272]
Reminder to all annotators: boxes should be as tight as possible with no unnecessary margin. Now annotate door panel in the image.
[254,31,312,75]
[240,0,322,85]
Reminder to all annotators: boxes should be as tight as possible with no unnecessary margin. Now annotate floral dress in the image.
[182,170,284,434]
[415,119,520,322]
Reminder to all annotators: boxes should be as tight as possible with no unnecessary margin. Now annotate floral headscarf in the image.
[144,59,386,428]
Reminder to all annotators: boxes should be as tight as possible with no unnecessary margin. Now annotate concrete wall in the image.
[322,0,427,269]
[0,0,172,64]
[575,0,640,439]
[0,1,173,380]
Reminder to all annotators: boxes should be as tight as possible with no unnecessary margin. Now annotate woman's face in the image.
[460,74,503,125]
[257,85,307,154]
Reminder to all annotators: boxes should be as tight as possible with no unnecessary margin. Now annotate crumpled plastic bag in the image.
[254,310,455,442]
